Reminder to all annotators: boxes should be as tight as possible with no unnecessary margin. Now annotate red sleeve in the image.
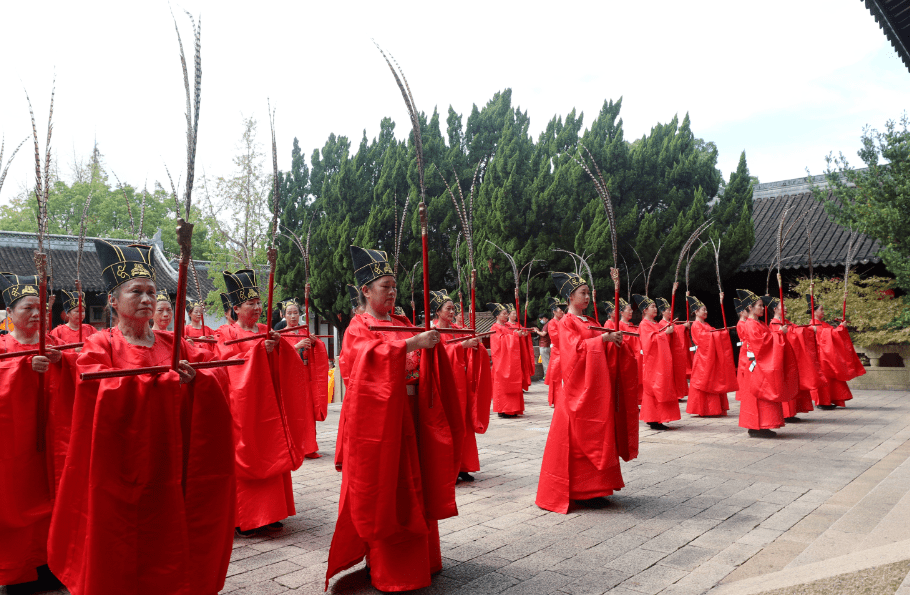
[690,322,738,394]
[741,320,798,403]
[639,320,679,402]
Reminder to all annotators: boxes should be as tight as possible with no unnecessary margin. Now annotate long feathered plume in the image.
[631,239,667,298]
[0,135,29,197]
[486,239,520,293]
[76,143,100,280]
[137,181,149,242]
[674,220,713,287]
[172,8,201,219]
[111,172,135,236]
[164,163,182,214]
[455,233,465,291]
[570,146,618,271]
[685,241,708,292]
[374,42,426,203]
[709,238,723,293]
[280,210,318,282]
[392,192,410,276]
[842,228,860,320]
[765,201,809,293]
[25,83,55,252]
[554,248,595,291]
[439,160,482,272]
[268,101,280,245]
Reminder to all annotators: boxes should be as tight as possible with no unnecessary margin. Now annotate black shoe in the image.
[818,404,838,410]
[236,526,258,536]
[458,472,475,482]
[497,413,507,418]
[748,429,777,438]
[647,422,671,430]
[267,521,284,529]
[574,496,610,509]
[784,416,802,423]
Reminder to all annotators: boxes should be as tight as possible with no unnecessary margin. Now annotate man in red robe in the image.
[633,294,682,430]
[657,297,690,401]
[536,271,639,513]
[734,290,799,437]
[0,274,76,589]
[767,297,819,421]
[214,269,318,535]
[49,289,95,345]
[806,296,865,409]
[326,246,463,592]
[48,240,235,595]
[543,297,567,407]
[686,295,736,416]
[488,302,526,417]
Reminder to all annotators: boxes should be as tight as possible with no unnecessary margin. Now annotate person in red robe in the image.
[544,297,567,407]
[686,295,736,416]
[47,240,235,595]
[806,296,865,409]
[280,297,330,459]
[326,246,463,593]
[49,289,96,345]
[218,292,236,328]
[488,302,526,417]
[657,297,690,401]
[430,289,492,483]
[766,297,818,421]
[183,298,214,351]
[0,274,76,590]
[536,271,639,513]
[617,298,644,405]
[151,290,173,331]
[734,289,799,437]
[507,304,533,390]
[632,294,682,430]
[214,270,318,536]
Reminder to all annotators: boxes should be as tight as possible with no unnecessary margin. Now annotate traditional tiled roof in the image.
[865,0,910,74]
[736,191,881,272]
[0,230,215,296]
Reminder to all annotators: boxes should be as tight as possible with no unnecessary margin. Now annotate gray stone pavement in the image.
[19,385,910,595]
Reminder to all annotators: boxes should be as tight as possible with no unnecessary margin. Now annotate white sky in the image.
[1,0,908,207]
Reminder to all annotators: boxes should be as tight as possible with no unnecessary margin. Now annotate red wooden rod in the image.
[172,259,189,371]
[189,337,217,344]
[587,325,639,337]
[81,358,245,381]
[222,324,309,346]
[367,325,473,335]
[37,274,47,453]
[0,342,84,360]
[719,295,728,330]
[76,279,84,343]
[446,330,495,344]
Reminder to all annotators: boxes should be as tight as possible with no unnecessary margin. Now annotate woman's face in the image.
[285,305,300,327]
[65,305,84,325]
[569,285,591,310]
[363,276,397,314]
[554,307,565,320]
[496,310,509,324]
[112,279,157,323]
[621,305,633,321]
[10,297,42,335]
[235,298,263,325]
[643,303,658,319]
[695,306,708,321]
[661,307,672,321]
[190,305,204,323]
[154,301,173,329]
[751,301,765,317]
[437,301,455,324]
[508,310,518,323]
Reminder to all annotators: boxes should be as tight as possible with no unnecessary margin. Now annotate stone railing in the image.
[850,343,909,391]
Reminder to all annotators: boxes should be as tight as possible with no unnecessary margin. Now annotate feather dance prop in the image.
[0,135,29,197]
[487,239,521,313]
[842,229,860,323]
[75,144,100,341]
[671,219,712,320]
[554,248,600,324]
[708,238,729,329]
[440,161,483,328]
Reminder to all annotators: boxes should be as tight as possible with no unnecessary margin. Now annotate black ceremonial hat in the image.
[93,239,156,293]
[223,270,261,307]
[763,295,779,312]
[346,284,361,310]
[736,289,761,310]
[350,245,394,287]
[547,296,568,312]
[158,290,172,303]
[632,294,655,312]
[804,294,820,314]
[185,298,203,314]
[551,271,587,301]
[281,297,300,313]
[486,302,507,317]
[655,297,671,314]
[0,273,40,308]
[429,289,451,313]
[506,302,516,313]
[686,295,706,315]
[733,297,745,313]
[61,288,85,312]
[219,292,238,321]
[394,306,406,316]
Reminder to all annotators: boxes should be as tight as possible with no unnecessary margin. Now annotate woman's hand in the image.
[177,360,196,384]
[264,330,281,354]
[683,321,692,329]
[780,325,789,335]
[407,330,440,352]
[665,325,675,334]
[31,348,62,373]
[462,337,480,349]
[294,337,313,351]
[601,331,622,345]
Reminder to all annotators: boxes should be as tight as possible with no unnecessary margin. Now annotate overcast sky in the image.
[1,0,908,207]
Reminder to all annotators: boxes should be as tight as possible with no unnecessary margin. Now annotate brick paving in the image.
[20,385,910,595]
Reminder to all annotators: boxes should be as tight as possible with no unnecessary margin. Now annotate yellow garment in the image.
[327,369,335,403]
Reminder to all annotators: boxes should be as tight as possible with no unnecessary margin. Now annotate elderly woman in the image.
[50,289,96,344]
[48,240,236,595]
[431,289,492,483]
[151,290,173,331]
[488,302,527,417]
[734,290,799,437]
[326,246,461,593]
[536,271,639,513]
[633,294,682,430]
[686,295,736,417]
[0,274,76,589]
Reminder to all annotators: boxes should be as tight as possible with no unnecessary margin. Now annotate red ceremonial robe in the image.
[49,323,96,343]
[638,319,682,424]
[48,329,235,595]
[545,318,564,406]
[812,322,865,407]
[619,321,644,405]
[281,327,331,457]
[687,321,736,416]
[490,322,525,415]
[535,313,639,513]
[0,335,76,585]
[215,323,316,531]
[670,322,690,398]
[508,321,534,390]
[735,318,799,430]
[326,313,463,592]
[333,314,362,472]
[770,319,819,416]
[437,327,493,473]
[184,323,215,352]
